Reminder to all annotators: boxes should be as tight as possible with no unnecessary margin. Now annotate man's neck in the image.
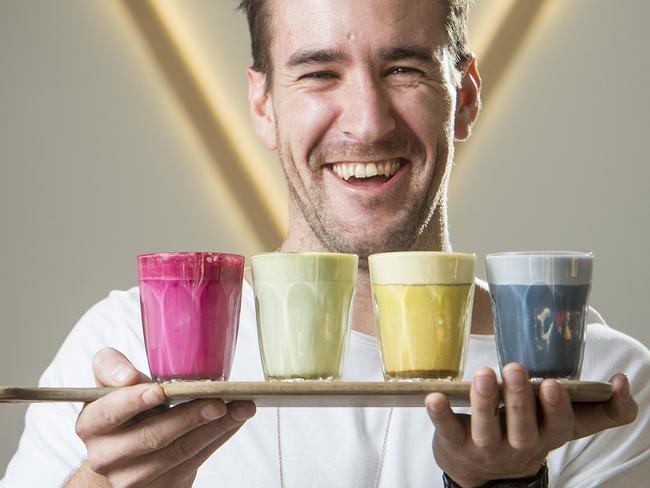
[276,200,494,336]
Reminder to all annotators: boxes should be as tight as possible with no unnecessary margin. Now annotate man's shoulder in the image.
[41,286,147,387]
[585,310,648,356]
[67,286,143,345]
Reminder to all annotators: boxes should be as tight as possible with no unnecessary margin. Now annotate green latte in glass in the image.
[251,252,358,381]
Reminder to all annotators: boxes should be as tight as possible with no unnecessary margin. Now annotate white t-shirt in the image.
[1,283,649,487]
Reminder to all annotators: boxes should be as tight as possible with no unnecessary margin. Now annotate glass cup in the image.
[486,251,593,381]
[251,252,358,381]
[138,252,245,382]
[369,251,476,381]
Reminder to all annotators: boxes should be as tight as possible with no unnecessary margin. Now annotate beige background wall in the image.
[1,0,648,476]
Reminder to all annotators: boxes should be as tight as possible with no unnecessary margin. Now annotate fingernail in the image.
[504,368,526,392]
[202,403,225,421]
[427,401,444,414]
[543,381,561,405]
[474,375,494,396]
[232,404,255,422]
[620,375,630,399]
[111,364,132,384]
[143,386,162,406]
[426,394,445,413]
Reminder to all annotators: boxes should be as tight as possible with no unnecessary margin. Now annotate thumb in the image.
[92,347,151,387]
[573,373,638,438]
[604,373,638,426]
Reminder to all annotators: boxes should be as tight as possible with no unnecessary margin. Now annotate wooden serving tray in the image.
[0,381,612,407]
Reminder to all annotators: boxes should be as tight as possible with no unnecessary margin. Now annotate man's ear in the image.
[248,68,277,150]
[454,55,481,141]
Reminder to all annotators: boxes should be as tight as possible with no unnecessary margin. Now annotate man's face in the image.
[262,0,461,256]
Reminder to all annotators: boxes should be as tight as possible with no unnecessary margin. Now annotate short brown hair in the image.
[237,0,471,85]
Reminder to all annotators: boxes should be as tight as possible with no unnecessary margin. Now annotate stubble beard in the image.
[278,136,452,261]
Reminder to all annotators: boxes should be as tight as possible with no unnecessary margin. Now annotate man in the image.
[2,0,648,486]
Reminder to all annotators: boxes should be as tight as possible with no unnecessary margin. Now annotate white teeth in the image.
[330,160,402,180]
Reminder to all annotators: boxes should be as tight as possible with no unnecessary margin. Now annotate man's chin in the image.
[299,197,430,258]
[319,228,419,259]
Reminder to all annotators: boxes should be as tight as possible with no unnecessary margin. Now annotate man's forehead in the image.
[267,0,448,60]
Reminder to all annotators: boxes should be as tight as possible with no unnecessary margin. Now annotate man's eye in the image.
[387,66,423,76]
[300,71,337,81]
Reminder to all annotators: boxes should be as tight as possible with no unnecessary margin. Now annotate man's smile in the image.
[330,159,403,180]
[322,159,410,196]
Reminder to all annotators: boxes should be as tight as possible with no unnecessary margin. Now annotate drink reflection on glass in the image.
[251,252,357,381]
[369,252,476,381]
[486,251,593,381]
[138,252,245,382]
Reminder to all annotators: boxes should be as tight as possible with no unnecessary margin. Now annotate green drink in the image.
[251,252,357,381]
[369,252,476,381]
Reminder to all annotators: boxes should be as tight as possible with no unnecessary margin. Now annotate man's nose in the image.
[338,75,396,143]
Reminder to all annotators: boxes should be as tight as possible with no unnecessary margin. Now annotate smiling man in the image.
[2,1,649,487]
[254,1,464,260]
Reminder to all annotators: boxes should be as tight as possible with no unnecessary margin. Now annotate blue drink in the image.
[489,283,590,380]
[486,252,593,380]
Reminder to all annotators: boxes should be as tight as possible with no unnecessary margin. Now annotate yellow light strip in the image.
[151,1,289,233]
[451,0,557,193]
[119,0,285,250]
[100,1,264,255]
[470,0,519,61]
[476,0,548,107]
[455,0,549,166]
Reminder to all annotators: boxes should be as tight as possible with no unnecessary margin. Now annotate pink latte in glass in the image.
[138,252,244,382]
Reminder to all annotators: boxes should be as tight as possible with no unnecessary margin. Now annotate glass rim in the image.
[251,251,358,259]
[369,251,476,259]
[486,250,593,258]
[138,251,245,260]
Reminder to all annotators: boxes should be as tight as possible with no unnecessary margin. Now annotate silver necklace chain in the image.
[276,406,395,488]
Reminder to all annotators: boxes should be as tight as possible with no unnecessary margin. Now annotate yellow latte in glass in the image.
[373,283,474,380]
[369,252,476,381]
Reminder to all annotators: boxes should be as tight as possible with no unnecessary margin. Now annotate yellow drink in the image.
[373,284,474,380]
[369,252,476,381]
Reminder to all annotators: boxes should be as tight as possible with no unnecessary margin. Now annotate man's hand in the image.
[425,363,638,487]
[66,347,255,488]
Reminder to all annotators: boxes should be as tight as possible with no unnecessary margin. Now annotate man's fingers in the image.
[502,363,539,449]
[426,393,466,444]
[469,368,502,448]
[89,399,227,468]
[129,404,171,426]
[142,424,247,488]
[76,383,165,439]
[155,401,255,469]
[573,373,638,439]
[158,408,253,486]
[93,347,151,387]
[106,401,256,487]
[539,379,574,448]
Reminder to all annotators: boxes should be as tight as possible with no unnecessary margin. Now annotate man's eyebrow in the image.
[285,48,348,68]
[377,45,435,64]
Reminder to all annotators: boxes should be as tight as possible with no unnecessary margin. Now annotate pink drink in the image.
[138,252,244,382]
